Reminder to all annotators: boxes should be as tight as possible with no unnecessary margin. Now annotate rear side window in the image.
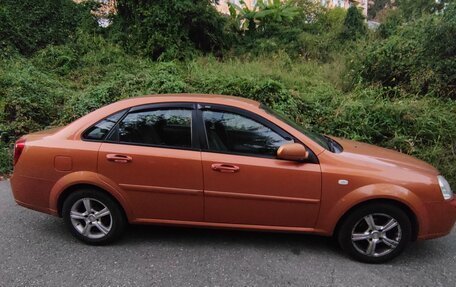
[83,110,125,141]
[114,109,192,148]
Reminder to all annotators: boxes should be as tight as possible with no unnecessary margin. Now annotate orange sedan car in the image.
[11,94,456,263]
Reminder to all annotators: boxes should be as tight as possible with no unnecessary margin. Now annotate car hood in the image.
[331,137,439,176]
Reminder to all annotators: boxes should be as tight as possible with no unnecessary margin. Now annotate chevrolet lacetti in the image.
[10,94,456,263]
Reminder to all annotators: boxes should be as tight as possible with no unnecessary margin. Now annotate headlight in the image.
[438,176,453,200]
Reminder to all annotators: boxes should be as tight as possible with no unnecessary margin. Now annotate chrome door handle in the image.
[211,163,240,173]
[106,154,132,163]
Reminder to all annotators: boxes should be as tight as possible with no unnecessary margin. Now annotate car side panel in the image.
[11,138,101,214]
[97,143,204,222]
[202,152,322,227]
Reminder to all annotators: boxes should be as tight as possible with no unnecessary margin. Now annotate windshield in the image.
[261,104,336,152]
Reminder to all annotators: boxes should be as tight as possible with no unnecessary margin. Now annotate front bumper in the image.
[418,198,456,240]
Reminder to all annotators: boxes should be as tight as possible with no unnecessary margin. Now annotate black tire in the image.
[337,203,412,264]
[62,189,126,245]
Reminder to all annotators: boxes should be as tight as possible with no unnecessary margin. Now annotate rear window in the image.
[82,110,126,141]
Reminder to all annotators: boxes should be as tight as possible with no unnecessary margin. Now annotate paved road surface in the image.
[1,180,455,286]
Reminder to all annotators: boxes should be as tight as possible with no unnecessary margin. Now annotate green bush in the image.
[230,6,347,61]
[0,0,94,57]
[292,8,346,61]
[350,4,456,98]
[32,45,79,76]
[110,0,229,60]
[340,6,367,41]
[397,0,448,20]
[145,63,188,94]
[0,60,69,138]
[0,142,12,176]
[62,83,122,123]
[377,9,404,38]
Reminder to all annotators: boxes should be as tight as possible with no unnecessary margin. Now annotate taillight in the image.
[13,138,26,165]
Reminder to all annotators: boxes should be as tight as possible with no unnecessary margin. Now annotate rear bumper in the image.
[10,174,57,216]
[418,198,456,240]
[15,199,57,216]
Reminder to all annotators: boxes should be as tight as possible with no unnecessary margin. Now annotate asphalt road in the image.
[1,180,455,287]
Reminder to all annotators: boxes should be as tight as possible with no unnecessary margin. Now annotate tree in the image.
[228,0,299,34]
[111,0,229,60]
[228,0,260,34]
[341,5,367,41]
[256,0,300,24]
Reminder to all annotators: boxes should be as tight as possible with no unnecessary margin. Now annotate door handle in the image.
[106,154,132,163]
[211,163,240,173]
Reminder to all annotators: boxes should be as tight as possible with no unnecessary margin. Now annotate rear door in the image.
[96,103,204,222]
[198,104,322,228]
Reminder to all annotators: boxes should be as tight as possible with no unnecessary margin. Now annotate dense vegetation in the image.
[110,0,229,60]
[0,0,455,186]
[0,0,94,57]
[352,3,456,98]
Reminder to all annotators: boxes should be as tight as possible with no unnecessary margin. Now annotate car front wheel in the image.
[337,203,412,263]
[62,189,126,245]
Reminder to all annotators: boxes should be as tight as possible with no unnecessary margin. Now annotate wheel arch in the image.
[57,183,126,220]
[333,198,419,241]
[316,183,430,240]
[49,171,133,221]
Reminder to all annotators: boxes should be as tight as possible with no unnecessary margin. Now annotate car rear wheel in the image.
[62,189,126,245]
[337,203,412,263]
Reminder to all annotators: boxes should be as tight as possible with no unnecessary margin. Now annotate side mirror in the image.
[277,143,309,162]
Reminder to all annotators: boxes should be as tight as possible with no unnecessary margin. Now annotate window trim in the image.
[196,103,318,162]
[112,103,197,150]
[80,101,318,162]
[82,103,201,151]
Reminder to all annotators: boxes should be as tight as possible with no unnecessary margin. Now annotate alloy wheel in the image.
[351,213,402,257]
[70,198,113,239]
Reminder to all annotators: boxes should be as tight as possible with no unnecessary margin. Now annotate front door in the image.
[97,103,204,221]
[199,106,322,228]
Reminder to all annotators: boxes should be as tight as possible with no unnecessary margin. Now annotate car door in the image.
[198,104,322,228]
[97,103,204,222]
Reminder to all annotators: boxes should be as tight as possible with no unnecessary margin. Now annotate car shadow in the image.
[120,224,341,256]
[119,224,453,265]
[41,218,451,265]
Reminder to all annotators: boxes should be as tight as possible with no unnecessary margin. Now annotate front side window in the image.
[261,104,342,153]
[114,109,192,148]
[202,110,292,157]
[83,110,125,141]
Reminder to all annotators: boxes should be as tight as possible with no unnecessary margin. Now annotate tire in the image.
[337,203,412,264]
[62,189,126,245]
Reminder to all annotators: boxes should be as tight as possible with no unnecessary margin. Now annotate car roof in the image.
[116,94,261,109]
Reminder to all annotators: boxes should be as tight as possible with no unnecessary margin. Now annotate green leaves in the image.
[0,0,94,56]
[228,0,300,33]
[351,3,456,98]
[340,6,367,41]
[111,0,229,60]
[255,0,300,22]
